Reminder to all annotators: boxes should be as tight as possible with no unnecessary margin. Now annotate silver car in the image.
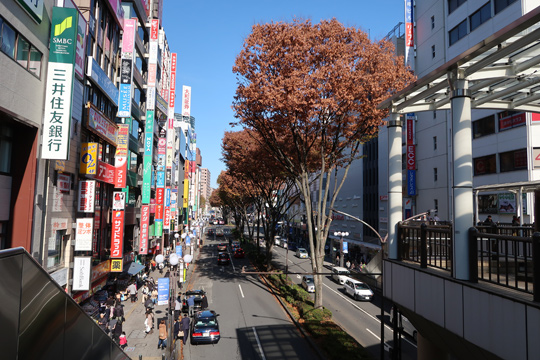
[301,275,315,293]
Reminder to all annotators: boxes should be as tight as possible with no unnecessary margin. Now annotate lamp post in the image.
[333,231,349,268]
[330,208,386,360]
[168,253,179,360]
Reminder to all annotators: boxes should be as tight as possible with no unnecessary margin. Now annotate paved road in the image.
[183,229,319,360]
[271,245,418,360]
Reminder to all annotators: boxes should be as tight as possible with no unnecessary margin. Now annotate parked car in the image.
[343,278,373,301]
[206,228,215,236]
[288,242,298,251]
[296,247,308,259]
[301,275,315,293]
[217,252,230,265]
[233,248,245,258]
[191,310,220,345]
[274,236,281,246]
[231,241,240,251]
[217,243,227,252]
[182,290,206,313]
[216,228,224,237]
[331,266,350,284]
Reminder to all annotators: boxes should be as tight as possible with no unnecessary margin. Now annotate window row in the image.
[472,110,526,139]
[448,0,518,46]
[474,148,527,175]
[0,16,42,77]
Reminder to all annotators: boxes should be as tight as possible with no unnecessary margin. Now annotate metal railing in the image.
[396,222,540,301]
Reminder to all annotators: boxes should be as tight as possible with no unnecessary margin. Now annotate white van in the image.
[343,278,373,301]
[331,266,350,284]
[274,236,281,246]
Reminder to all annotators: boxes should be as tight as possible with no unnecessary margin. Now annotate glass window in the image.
[28,46,42,77]
[0,123,13,174]
[47,230,66,268]
[449,20,467,46]
[16,35,29,69]
[433,136,437,150]
[474,154,496,175]
[1,20,16,58]
[470,3,491,32]
[478,194,498,214]
[432,45,436,58]
[472,115,495,138]
[448,0,467,14]
[431,16,435,29]
[135,50,143,72]
[434,168,438,181]
[500,149,527,172]
[494,0,518,14]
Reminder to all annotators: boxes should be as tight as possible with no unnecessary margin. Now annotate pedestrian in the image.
[151,287,158,304]
[97,312,109,333]
[144,309,154,334]
[345,260,351,269]
[109,317,117,339]
[180,313,190,345]
[141,283,149,303]
[201,293,208,310]
[112,319,123,344]
[174,293,182,320]
[119,331,128,349]
[158,319,168,350]
[484,215,494,225]
[113,303,124,321]
[151,259,156,271]
[174,317,181,340]
[127,282,137,303]
[187,295,195,317]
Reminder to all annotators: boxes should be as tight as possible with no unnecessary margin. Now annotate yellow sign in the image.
[183,180,189,208]
[110,259,123,272]
[55,160,66,171]
[80,143,98,175]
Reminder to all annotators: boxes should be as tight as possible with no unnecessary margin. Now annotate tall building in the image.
[378,1,540,359]
[200,167,212,209]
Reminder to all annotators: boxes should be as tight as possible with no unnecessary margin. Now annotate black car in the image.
[206,228,215,236]
[217,243,227,252]
[217,252,230,265]
[182,290,206,314]
[191,310,220,345]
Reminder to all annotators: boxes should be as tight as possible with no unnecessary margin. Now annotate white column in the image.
[451,73,473,280]
[388,112,403,260]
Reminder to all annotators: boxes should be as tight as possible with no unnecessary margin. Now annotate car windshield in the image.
[304,277,314,284]
[298,248,306,252]
[355,283,370,290]
[194,318,217,328]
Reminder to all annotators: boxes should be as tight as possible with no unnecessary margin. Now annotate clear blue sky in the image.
[163,0,406,189]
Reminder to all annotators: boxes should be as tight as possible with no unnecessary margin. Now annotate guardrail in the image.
[396,222,540,301]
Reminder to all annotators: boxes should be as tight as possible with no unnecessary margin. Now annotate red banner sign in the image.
[94,160,115,184]
[164,206,170,229]
[155,204,163,220]
[406,145,416,170]
[110,210,125,258]
[156,187,164,205]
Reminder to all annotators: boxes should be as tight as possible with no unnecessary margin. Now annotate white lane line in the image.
[366,328,381,341]
[288,259,294,263]
[323,283,417,348]
[239,284,245,298]
[252,327,266,360]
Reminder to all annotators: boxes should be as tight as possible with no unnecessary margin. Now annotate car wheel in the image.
[354,294,359,301]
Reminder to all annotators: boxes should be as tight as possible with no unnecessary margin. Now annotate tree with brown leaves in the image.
[233,18,414,307]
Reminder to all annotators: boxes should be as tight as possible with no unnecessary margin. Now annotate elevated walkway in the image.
[0,247,128,360]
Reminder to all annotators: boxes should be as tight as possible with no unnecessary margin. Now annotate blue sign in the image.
[86,57,119,106]
[185,234,191,245]
[165,188,171,207]
[157,277,169,305]
[343,241,348,254]
[157,171,165,187]
[407,170,416,196]
[176,245,182,258]
[118,83,132,117]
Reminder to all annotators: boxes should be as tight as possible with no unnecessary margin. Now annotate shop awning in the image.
[126,262,145,275]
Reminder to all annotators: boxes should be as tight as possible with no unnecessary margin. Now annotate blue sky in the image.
[163,0,406,189]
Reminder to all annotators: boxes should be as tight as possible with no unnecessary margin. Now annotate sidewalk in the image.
[120,246,200,360]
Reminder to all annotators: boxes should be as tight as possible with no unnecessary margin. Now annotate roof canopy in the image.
[379,6,540,114]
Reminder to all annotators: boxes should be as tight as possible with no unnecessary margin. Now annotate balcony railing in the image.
[397,221,540,301]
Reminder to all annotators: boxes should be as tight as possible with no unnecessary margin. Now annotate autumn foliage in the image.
[232,19,414,307]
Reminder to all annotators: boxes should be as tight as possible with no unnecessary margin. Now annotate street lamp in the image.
[333,231,349,268]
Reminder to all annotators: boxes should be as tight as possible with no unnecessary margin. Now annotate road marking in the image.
[366,328,381,341]
[239,284,245,298]
[288,259,293,263]
[323,283,417,348]
[252,327,266,360]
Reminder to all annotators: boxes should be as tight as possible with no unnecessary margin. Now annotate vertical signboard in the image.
[72,256,91,291]
[157,277,169,305]
[114,124,129,188]
[75,218,93,251]
[406,113,416,196]
[404,0,414,72]
[140,205,149,254]
[117,18,136,117]
[41,7,78,160]
[110,210,125,258]
[182,85,191,118]
[78,180,95,212]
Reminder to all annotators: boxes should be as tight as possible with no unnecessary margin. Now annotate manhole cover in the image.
[124,347,136,352]
[129,330,147,339]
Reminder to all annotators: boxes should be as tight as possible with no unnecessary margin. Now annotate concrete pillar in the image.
[417,332,450,360]
[450,71,473,280]
[388,112,403,260]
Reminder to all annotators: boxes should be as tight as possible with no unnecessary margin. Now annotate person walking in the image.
[97,312,109,334]
[119,331,128,349]
[144,309,154,334]
[113,303,124,321]
[112,319,123,344]
[174,317,181,341]
[180,313,190,345]
[127,282,137,303]
[157,319,168,350]
[151,287,158,305]
[186,295,195,317]
[174,293,182,320]
[201,293,208,310]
